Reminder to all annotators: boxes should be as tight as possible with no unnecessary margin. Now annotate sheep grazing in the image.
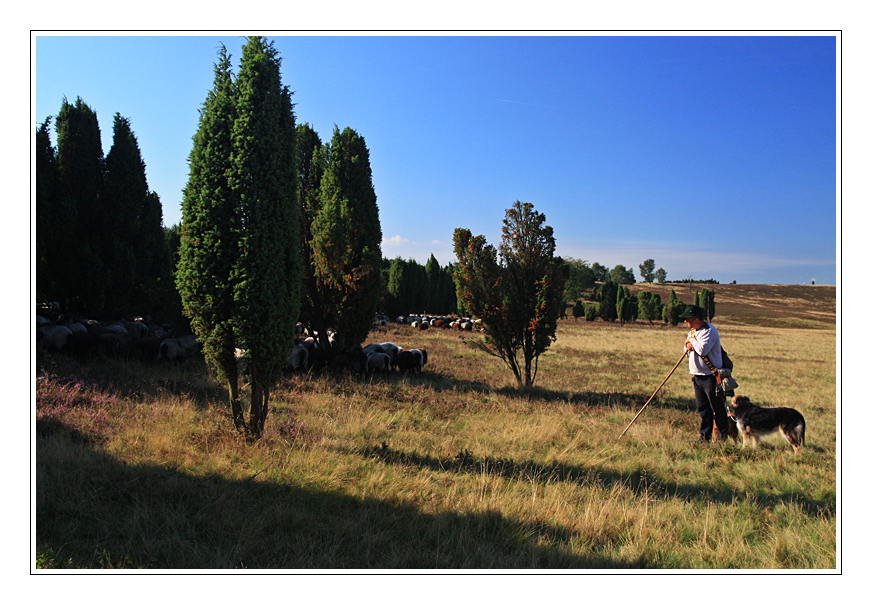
[347,345,368,376]
[123,321,148,339]
[286,342,309,372]
[396,349,427,374]
[158,335,200,361]
[377,342,401,368]
[366,351,391,378]
[39,325,73,352]
[66,322,88,335]
[410,348,428,372]
[104,324,129,336]
[362,343,385,356]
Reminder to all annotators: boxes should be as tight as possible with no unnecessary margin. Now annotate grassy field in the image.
[34,285,837,570]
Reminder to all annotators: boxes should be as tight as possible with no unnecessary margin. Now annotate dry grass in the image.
[35,285,837,569]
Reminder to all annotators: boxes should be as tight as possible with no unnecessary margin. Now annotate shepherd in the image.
[680,304,731,444]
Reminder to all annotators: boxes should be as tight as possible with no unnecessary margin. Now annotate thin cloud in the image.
[382,235,409,247]
[497,99,546,108]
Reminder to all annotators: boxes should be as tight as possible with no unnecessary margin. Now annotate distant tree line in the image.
[380,254,458,318]
[571,283,716,327]
[562,257,671,305]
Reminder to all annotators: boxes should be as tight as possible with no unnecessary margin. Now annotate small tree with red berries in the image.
[453,201,567,388]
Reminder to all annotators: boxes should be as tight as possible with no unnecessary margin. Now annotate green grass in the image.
[35,287,837,569]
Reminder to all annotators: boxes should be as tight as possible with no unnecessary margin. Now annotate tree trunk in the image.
[247,363,271,438]
[249,365,264,439]
[228,378,245,433]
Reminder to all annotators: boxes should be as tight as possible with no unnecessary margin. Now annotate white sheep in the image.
[366,351,391,377]
[410,348,428,371]
[377,342,401,368]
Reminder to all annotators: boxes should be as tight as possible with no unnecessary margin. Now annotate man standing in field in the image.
[681,305,730,444]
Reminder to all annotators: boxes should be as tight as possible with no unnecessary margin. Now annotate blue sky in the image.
[33,34,838,285]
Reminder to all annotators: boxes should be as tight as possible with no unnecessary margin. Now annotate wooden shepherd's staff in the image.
[618,351,688,440]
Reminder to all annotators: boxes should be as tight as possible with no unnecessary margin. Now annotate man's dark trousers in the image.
[693,374,730,441]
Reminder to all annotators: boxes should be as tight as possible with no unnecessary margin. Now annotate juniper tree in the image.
[384,257,420,317]
[453,201,567,388]
[598,279,618,322]
[311,126,382,350]
[36,118,62,304]
[701,288,716,321]
[134,190,174,317]
[55,97,105,314]
[178,38,301,437]
[572,300,585,321]
[663,289,685,326]
[296,123,332,344]
[102,113,148,315]
[230,37,301,437]
[424,254,442,314]
[617,285,638,325]
[585,302,597,322]
[637,290,663,325]
[177,44,244,429]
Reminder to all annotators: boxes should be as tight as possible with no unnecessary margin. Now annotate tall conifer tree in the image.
[55,97,105,314]
[230,37,301,437]
[296,123,334,346]
[179,38,301,437]
[102,113,148,315]
[178,45,244,429]
[311,126,382,349]
[36,118,60,303]
[134,190,174,316]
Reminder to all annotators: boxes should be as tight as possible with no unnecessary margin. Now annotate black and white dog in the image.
[729,395,806,454]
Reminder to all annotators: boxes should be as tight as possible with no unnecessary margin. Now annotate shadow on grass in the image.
[396,369,695,414]
[37,420,642,570]
[350,441,835,520]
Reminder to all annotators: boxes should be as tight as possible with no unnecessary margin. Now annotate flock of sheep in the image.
[279,338,427,379]
[36,308,491,382]
[35,311,186,362]
[392,315,481,332]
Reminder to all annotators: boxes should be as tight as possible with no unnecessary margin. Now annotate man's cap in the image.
[678,304,707,320]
